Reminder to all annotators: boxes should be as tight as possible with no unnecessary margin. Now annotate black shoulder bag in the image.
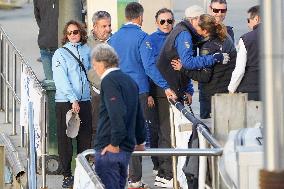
[62,47,100,94]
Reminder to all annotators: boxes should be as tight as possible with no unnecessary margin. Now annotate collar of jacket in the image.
[65,42,82,48]
[253,23,261,30]
[123,22,142,29]
[156,28,171,36]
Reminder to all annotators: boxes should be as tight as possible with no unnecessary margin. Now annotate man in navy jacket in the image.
[92,44,146,189]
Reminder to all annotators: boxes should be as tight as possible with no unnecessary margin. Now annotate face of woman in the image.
[66,24,81,43]
[156,12,174,34]
[196,25,208,37]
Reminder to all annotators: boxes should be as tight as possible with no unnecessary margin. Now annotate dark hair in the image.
[248,5,260,19]
[198,14,227,41]
[210,0,227,4]
[155,8,174,21]
[92,11,111,24]
[125,2,144,20]
[61,20,87,45]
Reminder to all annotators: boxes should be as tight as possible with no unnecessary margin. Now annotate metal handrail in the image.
[0,25,48,189]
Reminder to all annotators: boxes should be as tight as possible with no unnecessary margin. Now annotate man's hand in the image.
[147,96,155,108]
[165,88,177,100]
[101,144,120,155]
[184,93,192,106]
[134,144,145,151]
[72,101,80,113]
[171,59,182,71]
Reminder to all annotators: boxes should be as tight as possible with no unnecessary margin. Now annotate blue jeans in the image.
[95,150,131,189]
[40,48,55,80]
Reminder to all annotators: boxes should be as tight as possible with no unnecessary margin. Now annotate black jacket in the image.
[34,0,58,49]
[236,24,260,100]
[94,70,146,152]
[184,36,236,96]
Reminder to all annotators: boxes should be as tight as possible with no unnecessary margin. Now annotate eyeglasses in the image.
[67,30,80,36]
[159,19,173,25]
[211,8,227,13]
[247,18,251,23]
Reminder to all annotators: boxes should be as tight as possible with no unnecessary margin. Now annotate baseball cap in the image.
[185,5,205,18]
[66,110,81,138]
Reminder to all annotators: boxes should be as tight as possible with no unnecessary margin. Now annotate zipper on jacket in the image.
[76,45,84,101]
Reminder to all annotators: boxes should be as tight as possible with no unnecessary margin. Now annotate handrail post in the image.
[5,41,10,123]
[169,106,178,189]
[12,52,17,135]
[0,33,4,112]
[41,94,47,189]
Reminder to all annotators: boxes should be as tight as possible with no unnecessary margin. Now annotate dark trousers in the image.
[145,103,159,170]
[199,92,211,119]
[156,97,172,179]
[56,101,92,177]
[95,150,132,189]
[40,48,55,80]
[128,93,148,182]
[91,93,100,144]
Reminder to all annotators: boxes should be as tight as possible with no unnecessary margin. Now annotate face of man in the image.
[189,17,200,32]
[156,12,174,34]
[247,13,260,30]
[92,60,105,77]
[209,2,227,24]
[93,18,112,41]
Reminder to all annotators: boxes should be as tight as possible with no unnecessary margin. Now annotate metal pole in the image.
[261,0,284,171]
[12,53,17,135]
[169,106,178,189]
[58,0,82,47]
[21,64,25,147]
[5,42,9,123]
[41,95,47,189]
[260,0,284,188]
[0,33,3,112]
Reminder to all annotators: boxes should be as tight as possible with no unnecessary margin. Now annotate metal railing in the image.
[0,25,48,189]
[76,99,223,189]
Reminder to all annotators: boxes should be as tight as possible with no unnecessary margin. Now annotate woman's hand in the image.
[72,101,80,113]
[171,59,182,71]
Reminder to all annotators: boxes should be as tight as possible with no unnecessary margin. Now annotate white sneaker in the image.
[160,178,173,188]
[154,175,163,187]
[128,180,150,189]
[153,169,158,176]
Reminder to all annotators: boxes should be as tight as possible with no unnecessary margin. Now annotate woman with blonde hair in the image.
[172,14,236,119]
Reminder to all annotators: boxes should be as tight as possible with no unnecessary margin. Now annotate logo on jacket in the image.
[55,61,61,67]
[184,41,190,49]
[200,49,209,55]
[145,41,152,49]
[110,96,116,101]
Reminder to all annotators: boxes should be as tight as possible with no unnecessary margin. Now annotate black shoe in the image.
[62,176,74,188]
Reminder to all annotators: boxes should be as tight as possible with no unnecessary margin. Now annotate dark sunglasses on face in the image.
[159,19,173,25]
[67,30,80,36]
[212,8,227,13]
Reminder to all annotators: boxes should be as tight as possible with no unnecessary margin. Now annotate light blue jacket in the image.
[52,42,91,103]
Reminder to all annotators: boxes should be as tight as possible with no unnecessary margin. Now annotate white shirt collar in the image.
[101,67,120,80]
[125,22,141,28]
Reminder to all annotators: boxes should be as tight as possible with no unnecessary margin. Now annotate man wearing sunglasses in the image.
[209,0,234,43]
[228,5,261,101]
[87,10,112,146]
[140,8,183,188]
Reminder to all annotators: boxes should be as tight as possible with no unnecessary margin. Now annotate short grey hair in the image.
[91,44,119,68]
[92,11,111,24]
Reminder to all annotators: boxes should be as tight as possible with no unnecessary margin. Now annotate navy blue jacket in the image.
[108,24,149,94]
[94,70,146,152]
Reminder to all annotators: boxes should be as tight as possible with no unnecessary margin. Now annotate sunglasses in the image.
[211,8,227,13]
[159,19,173,25]
[247,18,251,23]
[67,30,80,36]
